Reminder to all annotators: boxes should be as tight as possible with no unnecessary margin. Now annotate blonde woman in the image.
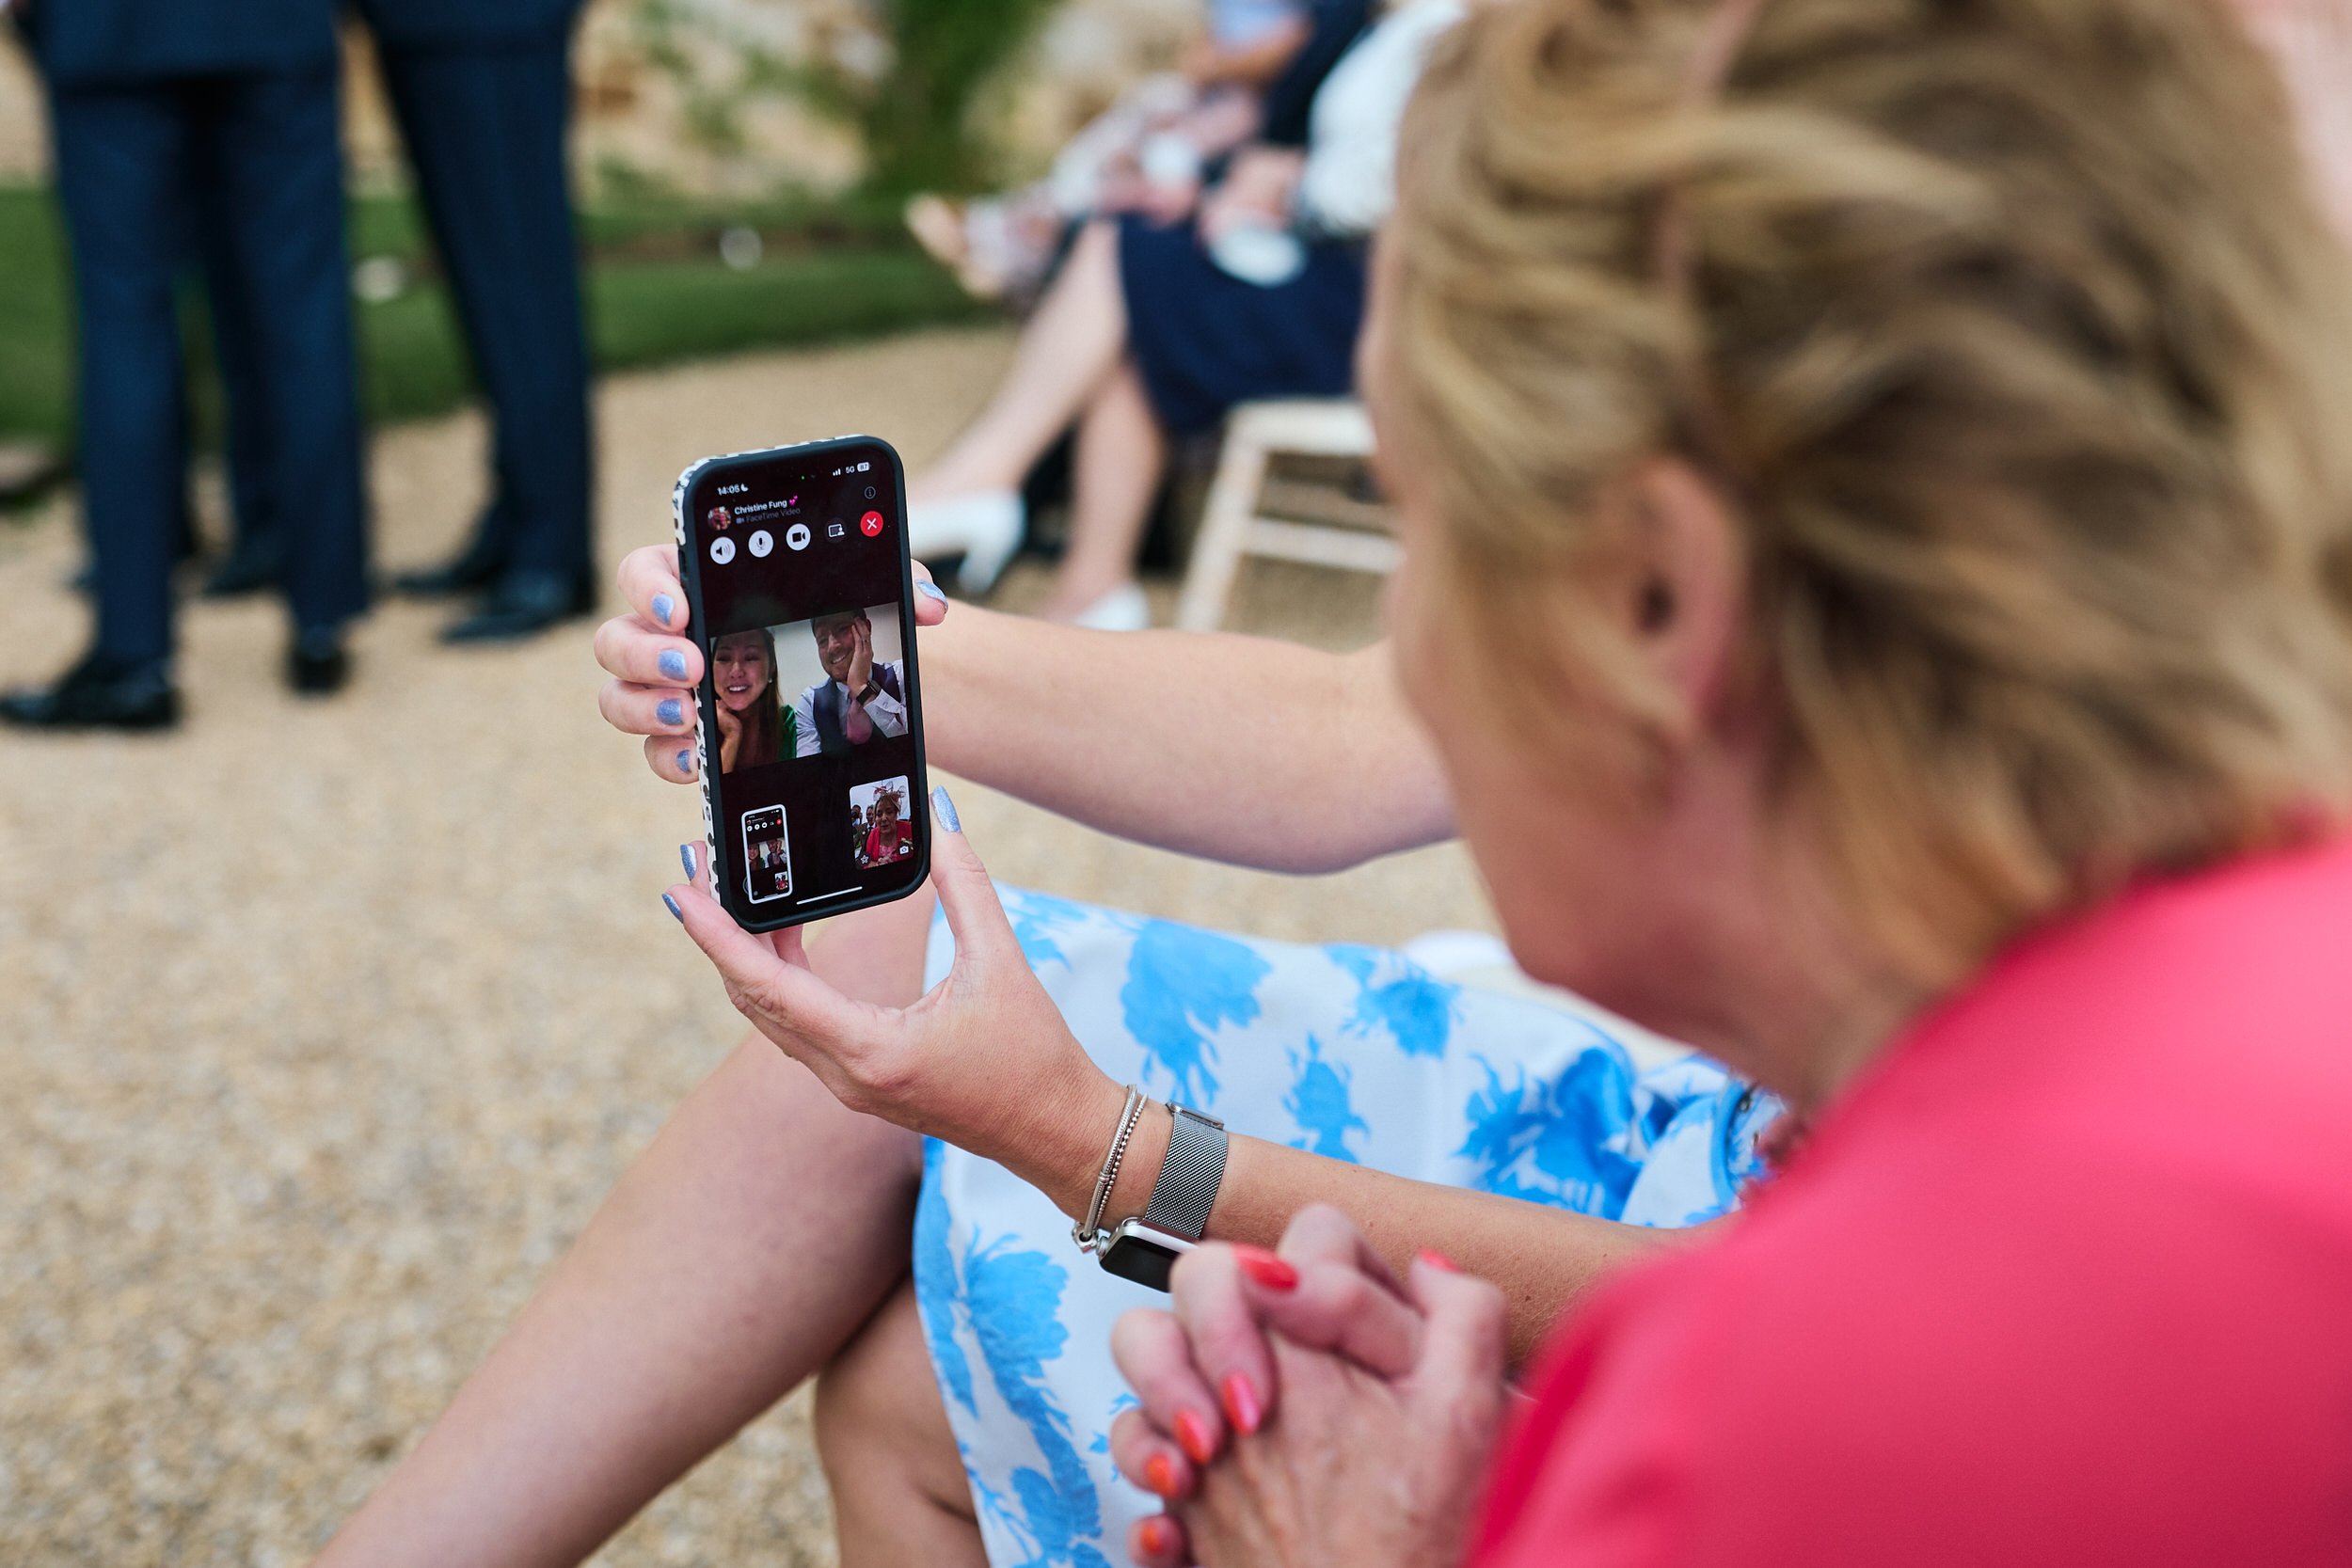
[1082,0,2352,1563]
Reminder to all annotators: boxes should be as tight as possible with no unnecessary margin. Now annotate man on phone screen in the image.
[793,609,908,756]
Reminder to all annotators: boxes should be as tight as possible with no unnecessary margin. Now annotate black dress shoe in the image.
[0,652,179,731]
[288,627,352,696]
[439,567,598,644]
[391,527,510,599]
[199,540,283,599]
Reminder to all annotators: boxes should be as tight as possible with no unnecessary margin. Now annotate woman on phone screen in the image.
[712,627,792,773]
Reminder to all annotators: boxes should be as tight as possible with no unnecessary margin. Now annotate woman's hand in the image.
[845,614,876,701]
[1107,1206,1511,1568]
[595,546,949,784]
[662,791,1125,1212]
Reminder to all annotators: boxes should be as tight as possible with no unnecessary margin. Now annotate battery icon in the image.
[857,462,870,472]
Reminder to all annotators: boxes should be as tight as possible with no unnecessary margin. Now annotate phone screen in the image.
[680,436,928,928]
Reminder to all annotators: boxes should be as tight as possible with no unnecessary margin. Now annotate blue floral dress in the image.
[915,889,1781,1568]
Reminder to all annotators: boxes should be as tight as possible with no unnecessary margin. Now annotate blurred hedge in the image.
[0,184,985,455]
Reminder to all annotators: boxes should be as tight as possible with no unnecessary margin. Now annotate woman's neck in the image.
[1718,832,1931,1119]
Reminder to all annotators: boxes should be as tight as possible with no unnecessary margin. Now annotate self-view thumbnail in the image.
[742,806,792,902]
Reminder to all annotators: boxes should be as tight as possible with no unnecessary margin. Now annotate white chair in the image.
[1174,398,1396,633]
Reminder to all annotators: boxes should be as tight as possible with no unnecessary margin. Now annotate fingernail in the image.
[1174,1407,1216,1465]
[1417,1248,1460,1274]
[652,592,675,626]
[662,892,684,923]
[1220,1373,1263,1436]
[657,698,684,726]
[679,843,699,880]
[1233,1244,1298,1291]
[914,579,948,605]
[1135,1517,1174,1560]
[675,748,696,775]
[1142,1452,1178,1497]
[930,785,961,833]
[659,648,688,681]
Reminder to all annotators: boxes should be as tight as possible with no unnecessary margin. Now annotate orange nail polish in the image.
[1136,1516,1173,1560]
[1221,1371,1263,1434]
[1233,1244,1299,1291]
[1418,1248,1461,1273]
[1175,1406,1217,1465]
[1143,1452,1178,1497]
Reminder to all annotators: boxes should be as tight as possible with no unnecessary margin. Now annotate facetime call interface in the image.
[693,444,922,915]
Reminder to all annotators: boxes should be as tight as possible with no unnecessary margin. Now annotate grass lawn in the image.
[0,183,986,457]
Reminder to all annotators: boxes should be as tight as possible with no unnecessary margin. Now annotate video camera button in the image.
[786,522,812,551]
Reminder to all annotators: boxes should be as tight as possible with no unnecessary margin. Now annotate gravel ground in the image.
[0,326,1496,1566]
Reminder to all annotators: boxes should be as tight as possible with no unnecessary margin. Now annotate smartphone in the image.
[674,435,930,930]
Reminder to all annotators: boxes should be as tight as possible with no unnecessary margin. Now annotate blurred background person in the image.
[185,173,291,601]
[363,0,597,643]
[904,0,1328,305]
[905,0,1458,628]
[0,0,369,729]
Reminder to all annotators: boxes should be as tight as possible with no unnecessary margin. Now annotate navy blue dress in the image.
[1118,214,1367,436]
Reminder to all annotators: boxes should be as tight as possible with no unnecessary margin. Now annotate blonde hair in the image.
[1391,0,2352,981]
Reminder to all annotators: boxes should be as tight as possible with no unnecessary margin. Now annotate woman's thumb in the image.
[927,785,1018,958]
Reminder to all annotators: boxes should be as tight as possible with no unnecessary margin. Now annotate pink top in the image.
[1471,836,2352,1568]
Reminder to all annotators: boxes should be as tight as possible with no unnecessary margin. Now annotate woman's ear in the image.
[1617,458,1747,724]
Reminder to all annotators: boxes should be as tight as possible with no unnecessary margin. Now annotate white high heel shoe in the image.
[907,490,1025,595]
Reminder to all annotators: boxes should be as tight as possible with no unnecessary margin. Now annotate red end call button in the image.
[860,511,885,537]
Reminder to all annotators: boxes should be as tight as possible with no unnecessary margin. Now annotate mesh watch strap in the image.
[1142,1104,1228,1242]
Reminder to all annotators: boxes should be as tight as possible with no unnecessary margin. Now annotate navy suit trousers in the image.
[377,34,593,578]
[48,67,369,661]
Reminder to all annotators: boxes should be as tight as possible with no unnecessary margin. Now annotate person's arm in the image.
[791,684,820,757]
[1082,1097,1684,1369]
[921,604,1449,873]
[860,660,911,737]
[599,547,1455,873]
[1183,15,1316,90]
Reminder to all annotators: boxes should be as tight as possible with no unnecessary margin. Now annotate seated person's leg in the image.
[311,892,942,1568]
[1038,357,1166,625]
[816,1278,987,1568]
[914,890,1780,1568]
[910,221,1127,506]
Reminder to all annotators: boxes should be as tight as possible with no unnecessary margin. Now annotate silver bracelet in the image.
[1073,1085,1149,1254]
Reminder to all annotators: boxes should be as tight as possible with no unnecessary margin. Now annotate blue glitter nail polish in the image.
[659,648,688,681]
[914,580,948,605]
[663,892,684,923]
[676,748,695,775]
[652,593,675,626]
[657,698,683,726]
[931,785,961,833]
[680,843,699,879]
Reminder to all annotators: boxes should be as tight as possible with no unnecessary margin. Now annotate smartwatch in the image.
[1099,1104,1227,1291]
